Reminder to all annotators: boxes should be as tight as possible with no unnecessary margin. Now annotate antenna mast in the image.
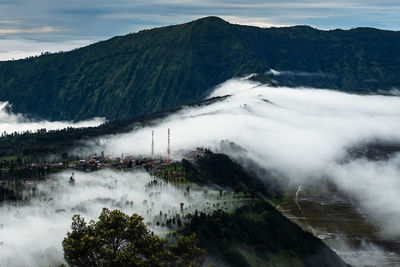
[151,130,154,163]
[167,128,171,164]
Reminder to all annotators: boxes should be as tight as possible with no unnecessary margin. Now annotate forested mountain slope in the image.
[0,16,399,120]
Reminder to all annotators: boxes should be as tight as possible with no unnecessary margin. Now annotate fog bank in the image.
[0,170,209,267]
[99,78,400,237]
[0,102,105,134]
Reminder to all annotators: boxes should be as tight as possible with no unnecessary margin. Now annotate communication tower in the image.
[167,128,171,164]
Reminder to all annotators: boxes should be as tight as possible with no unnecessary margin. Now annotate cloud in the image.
[96,78,400,238]
[0,20,23,25]
[0,169,215,266]
[0,1,399,40]
[265,69,336,77]
[328,239,400,266]
[2,78,400,265]
[0,26,57,34]
[0,39,95,61]
[220,16,292,28]
[0,102,105,133]
[329,155,400,236]
[0,0,398,60]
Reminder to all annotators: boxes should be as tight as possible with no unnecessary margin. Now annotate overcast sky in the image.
[0,0,399,60]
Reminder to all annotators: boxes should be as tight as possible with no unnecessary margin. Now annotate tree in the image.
[62,208,206,267]
[172,234,206,267]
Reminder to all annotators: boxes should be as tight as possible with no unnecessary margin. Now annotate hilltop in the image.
[0,16,399,121]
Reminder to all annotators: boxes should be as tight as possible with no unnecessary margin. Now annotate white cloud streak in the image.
[0,26,57,34]
[0,39,95,61]
[0,102,105,133]
[220,16,292,28]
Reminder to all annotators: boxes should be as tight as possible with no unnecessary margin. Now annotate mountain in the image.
[1,16,400,121]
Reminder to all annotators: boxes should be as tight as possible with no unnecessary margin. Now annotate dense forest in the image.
[180,201,348,267]
[0,16,399,121]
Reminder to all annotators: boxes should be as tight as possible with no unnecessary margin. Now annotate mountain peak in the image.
[191,16,229,25]
[1,17,400,121]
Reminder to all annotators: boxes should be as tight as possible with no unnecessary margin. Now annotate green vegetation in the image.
[0,96,227,159]
[182,151,281,198]
[1,144,348,266]
[0,17,399,121]
[63,208,206,267]
[180,201,348,267]
[61,196,347,267]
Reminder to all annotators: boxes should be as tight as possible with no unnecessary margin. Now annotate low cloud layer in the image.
[266,68,335,78]
[2,78,400,265]
[0,170,211,267]
[0,102,105,134]
[99,78,400,236]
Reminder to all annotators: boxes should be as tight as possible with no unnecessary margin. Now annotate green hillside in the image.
[181,201,348,267]
[1,16,399,121]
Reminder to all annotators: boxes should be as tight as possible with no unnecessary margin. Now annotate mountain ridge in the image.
[1,16,399,121]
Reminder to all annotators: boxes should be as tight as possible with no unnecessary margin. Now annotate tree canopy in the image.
[62,208,206,267]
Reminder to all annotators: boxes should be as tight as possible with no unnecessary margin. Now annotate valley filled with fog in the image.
[2,77,400,266]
